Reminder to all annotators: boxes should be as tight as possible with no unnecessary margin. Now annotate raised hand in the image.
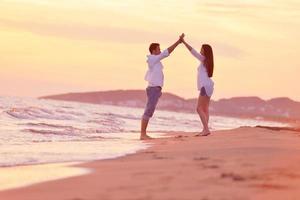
[181,34,193,51]
[167,34,184,54]
[179,33,185,42]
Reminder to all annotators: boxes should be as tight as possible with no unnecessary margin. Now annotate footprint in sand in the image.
[173,135,187,141]
[193,156,209,161]
[220,172,246,181]
[175,135,188,138]
[143,151,156,154]
[241,163,255,167]
[200,164,219,169]
[251,183,289,190]
[193,157,220,169]
[152,154,170,160]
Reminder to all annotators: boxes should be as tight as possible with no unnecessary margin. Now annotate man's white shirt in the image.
[144,49,170,87]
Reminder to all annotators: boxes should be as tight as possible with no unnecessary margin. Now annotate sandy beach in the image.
[1,1,300,200]
[1,126,300,200]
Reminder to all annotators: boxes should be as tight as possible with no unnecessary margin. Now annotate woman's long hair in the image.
[202,44,214,77]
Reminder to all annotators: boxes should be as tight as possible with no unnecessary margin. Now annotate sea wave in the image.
[0,96,288,167]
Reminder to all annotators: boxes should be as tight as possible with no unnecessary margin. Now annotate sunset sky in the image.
[0,0,299,100]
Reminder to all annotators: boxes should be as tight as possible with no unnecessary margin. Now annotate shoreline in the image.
[0,162,91,191]
[1,127,300,199]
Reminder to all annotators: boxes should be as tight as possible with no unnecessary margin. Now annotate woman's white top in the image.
[190,48,214,91]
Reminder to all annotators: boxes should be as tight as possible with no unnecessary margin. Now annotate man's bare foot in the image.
[200,131,211,136]
[194,130,211,137]
[140,134,153,140]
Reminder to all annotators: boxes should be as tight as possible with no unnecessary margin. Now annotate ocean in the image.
[0,96,287,167]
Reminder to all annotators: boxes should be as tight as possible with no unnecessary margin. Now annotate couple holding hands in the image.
[140,33,214,140]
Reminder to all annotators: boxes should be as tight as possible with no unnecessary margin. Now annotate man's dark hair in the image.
[149,43,160,54]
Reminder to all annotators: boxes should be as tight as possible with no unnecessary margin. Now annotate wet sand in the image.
[1,127,300,200]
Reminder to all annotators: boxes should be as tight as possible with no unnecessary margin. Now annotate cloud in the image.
[0,18,172,43]
[0,17,244,58]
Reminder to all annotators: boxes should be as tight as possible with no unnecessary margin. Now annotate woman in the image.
[182,37,214,136]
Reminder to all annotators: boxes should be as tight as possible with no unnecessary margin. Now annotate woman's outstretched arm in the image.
[182,38,205,62]
[182,40,193,51]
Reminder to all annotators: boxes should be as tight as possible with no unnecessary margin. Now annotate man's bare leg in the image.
[140,118,153,140]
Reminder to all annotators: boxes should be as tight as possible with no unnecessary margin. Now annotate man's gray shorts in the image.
[142,86,162,120]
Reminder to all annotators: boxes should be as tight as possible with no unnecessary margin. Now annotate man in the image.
[140,34,184,140]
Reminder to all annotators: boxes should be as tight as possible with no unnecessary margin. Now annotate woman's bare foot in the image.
[194,130,204,137]
[140,134,153,140]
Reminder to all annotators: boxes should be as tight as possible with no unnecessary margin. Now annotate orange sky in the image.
[0,0,299,100]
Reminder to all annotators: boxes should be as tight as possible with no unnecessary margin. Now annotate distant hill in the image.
[40,90,300,122]
[210,97,300,122]
[40,90,187,111]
